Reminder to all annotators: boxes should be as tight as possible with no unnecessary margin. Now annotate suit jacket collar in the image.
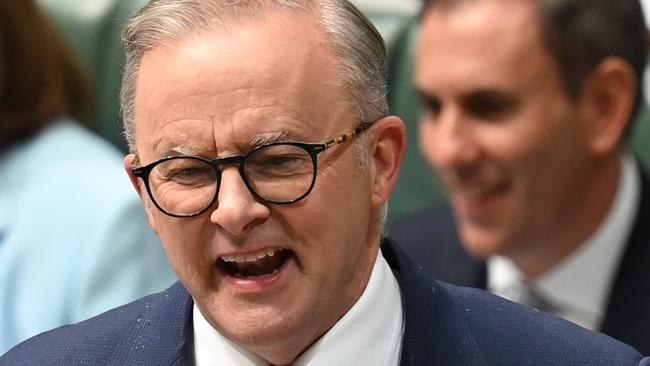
[381,238,485,365]
[600,166,650,354]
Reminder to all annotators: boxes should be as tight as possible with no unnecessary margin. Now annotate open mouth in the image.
[217,248,294,279]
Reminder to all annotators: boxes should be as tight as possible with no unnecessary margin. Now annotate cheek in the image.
[154,217,209,280]
[418,121,439,165]
[488,114,589,228]
[143,198,160,234]
[287,192,362,248]
[479,106,571,172]
[289,172,371,257]
[501,119,582,184]
[496,95,582,162]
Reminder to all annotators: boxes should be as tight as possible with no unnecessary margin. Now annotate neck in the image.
[512,154,623,278]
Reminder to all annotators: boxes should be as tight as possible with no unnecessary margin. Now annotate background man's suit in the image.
[390,168,650,355]
[2,240,647,365]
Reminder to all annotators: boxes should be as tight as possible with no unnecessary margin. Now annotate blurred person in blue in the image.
[0,0,175,353]
[2,0,650,365]
[391,0,650,355]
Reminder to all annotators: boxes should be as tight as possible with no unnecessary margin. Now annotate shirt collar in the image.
[488,153,641,330]
[193,249,404,366]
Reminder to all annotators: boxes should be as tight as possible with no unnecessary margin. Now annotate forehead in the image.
[133,8,352,158]
[416,0,557,93]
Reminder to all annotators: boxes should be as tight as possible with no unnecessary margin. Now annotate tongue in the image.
[224,250,291,278]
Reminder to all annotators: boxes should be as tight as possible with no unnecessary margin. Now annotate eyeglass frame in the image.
[132,120,376,218]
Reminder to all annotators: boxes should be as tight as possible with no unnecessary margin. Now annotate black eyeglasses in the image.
[132,121,374,217]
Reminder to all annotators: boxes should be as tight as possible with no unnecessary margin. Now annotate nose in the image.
[210,167,270,236]
[419,108,481,172]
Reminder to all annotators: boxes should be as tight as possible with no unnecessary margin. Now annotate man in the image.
[2,0,648,365]
[391,0,650,355]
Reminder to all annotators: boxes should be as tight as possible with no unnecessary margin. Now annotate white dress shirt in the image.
[488,153,641,330]
[193,249,404,365]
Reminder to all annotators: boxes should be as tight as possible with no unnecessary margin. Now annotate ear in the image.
[368,116,407,209]
[124,154,159,233]
[578,57,637,156]
[124,154,145,198]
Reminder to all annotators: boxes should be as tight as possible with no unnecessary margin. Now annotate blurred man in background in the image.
[391,0,650,354]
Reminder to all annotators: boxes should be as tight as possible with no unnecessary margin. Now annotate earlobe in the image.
[369,116,407,208]
[580,57,636,156]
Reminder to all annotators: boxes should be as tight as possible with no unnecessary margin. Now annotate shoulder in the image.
[3,120,146,241]
[388,206,459,254]
[0,120,153,261]
[387,208,485,287]
[384,240,645,365]
[438,281,644,365]
[10,121,123,167]
[0,282,193,365]
[0,299,150,365]
[389,206,456,237]
[3,121,133,203]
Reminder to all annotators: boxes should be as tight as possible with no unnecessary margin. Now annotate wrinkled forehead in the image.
[132,9,354,157]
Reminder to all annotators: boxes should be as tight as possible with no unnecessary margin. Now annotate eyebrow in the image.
[157,130,301,159]
[415,87,437,101]
[250,130,291,146]
[167,145,200,156]
[415,88,441,108]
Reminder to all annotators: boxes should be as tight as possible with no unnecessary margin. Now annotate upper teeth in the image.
[221,248,280,263]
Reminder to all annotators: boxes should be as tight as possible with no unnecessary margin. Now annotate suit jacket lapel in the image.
[382,239,485,365]
[601,167,650,355]
[109,282,194,366]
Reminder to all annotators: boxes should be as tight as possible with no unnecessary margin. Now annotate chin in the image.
[222,314,308,364]
[459,226,508,259]
[212,302,302,345]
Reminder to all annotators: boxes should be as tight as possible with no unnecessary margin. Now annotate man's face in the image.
[129,10,382,362]
[415,0,595,259]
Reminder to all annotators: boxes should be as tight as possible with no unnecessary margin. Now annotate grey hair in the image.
[120,0,389,153]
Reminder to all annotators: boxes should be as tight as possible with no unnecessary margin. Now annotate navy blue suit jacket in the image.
[2,239,648,365]
[390,168,650,355]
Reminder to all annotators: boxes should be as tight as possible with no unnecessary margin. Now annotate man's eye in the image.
[246,154,312,179]
[419,96,442,120]
[464,93,519,120]
[257,155,311,171]
[164,166,213,185]
[174,167,201,177]
[263,156,300,166]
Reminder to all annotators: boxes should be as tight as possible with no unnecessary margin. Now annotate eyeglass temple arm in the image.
[324,121,375,148]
